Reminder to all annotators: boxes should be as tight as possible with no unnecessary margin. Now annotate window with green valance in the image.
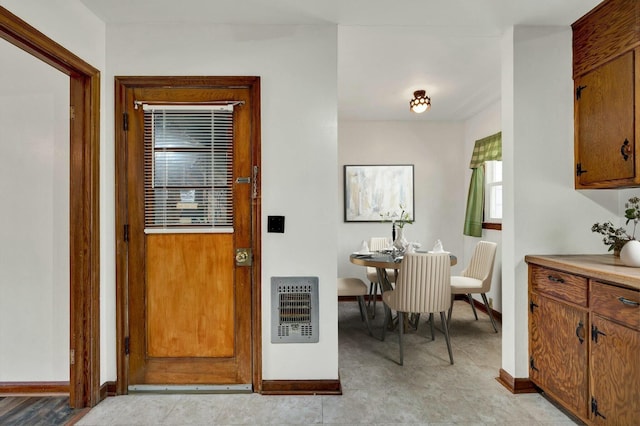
[463,131,502,237]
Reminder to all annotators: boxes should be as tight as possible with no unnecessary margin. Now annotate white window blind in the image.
[143,105,234,232]
[484,160,502,223]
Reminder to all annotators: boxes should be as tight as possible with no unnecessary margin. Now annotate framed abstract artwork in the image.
[343,164,414,222]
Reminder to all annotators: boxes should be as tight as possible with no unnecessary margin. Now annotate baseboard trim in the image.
[0,381,69,395]
[496,369,538,394]
[454,294,502,323]
[99,381,117,400]
[261,379,342,395]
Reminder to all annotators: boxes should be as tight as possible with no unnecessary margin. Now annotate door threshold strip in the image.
[128,384,252,393]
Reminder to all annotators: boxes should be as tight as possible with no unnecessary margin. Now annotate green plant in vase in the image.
[591,196,639,255]
[395,206,413,229]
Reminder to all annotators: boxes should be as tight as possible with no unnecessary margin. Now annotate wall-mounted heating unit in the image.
[271,276,319,343]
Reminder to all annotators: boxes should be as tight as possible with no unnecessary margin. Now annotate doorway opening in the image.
[0,7,101,408]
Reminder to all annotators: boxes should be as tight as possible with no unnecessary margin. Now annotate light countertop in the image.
[525,254,640,290]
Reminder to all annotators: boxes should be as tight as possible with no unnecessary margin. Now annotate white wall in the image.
[105,23,339,381]
[338,121,467,280]
[0,39,69,381]
[501,26,622,379]
[3,0,639,389]
[463,100,503,312]
[0,0,106,382]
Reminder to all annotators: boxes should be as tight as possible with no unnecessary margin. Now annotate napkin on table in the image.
[357,240,370,254]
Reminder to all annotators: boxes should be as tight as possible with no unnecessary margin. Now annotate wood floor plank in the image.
[0,396,82,426]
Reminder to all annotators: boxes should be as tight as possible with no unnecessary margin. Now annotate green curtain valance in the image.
[469,131,502,169]
[463,131,502,237]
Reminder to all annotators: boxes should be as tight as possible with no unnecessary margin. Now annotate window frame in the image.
[483,160,502,229]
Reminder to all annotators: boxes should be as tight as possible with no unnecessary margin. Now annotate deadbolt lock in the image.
[235,248,252,266]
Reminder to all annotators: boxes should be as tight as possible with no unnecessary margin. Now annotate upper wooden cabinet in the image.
[572,0,640,188]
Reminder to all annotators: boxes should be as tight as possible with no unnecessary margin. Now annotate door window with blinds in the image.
[143,105,234,233]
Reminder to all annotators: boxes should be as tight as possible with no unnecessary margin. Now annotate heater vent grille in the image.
[271,277,319,343]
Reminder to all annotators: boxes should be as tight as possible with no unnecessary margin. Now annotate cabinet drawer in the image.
[530,265,588,306]
[591,281,640,330]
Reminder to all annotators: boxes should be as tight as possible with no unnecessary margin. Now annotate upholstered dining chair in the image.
[366,237,396,316]
[381,253,453,365]
[337,277,373,336]
[448,240,498,333]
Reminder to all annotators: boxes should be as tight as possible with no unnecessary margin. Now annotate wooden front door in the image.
[115,77,261,390]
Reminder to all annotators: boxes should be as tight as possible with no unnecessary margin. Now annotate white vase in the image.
[620,239,640,267]
[393,227,408,251]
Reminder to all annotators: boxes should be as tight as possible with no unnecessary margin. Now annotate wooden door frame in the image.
[0,7,101,408]
[114,76,262,394]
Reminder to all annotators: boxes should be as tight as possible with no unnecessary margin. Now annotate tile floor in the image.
[77,300,580,425]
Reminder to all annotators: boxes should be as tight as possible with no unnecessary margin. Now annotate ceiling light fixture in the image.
[410,90,431,113]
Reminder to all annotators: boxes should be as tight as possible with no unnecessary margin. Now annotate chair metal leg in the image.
[381,303,390,342]
[429,312,435,340]
[356,296,367,321]
[467,294,478,320]
[357,295,373,336]
[481,293,499,333]
[440,311,454,365]
[409,313,420,330]
[447,294,454,326]
[367,282,376,318]
[371,282,378,318]
[398,311,404,365]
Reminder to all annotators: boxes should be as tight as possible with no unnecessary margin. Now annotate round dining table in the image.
[349,251,457,292]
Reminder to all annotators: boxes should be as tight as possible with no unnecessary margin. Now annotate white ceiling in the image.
[80,0,603,121]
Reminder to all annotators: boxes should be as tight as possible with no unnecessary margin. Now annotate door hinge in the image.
[529,356,539,372]
[123,112,129,131]
[124,224,129,242]
[576,163,588,177]
[252,165,259,199]
[70,106,76,120]
[576,85,587,100]
[124,337,130,355]
[70,349,75,365]
[529,300,538,313]
[591,397,606,419]
[591,324,606,343]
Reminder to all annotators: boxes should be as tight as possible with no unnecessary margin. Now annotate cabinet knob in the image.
[547,275,565,284]
[620,139,632,161]
[618,296,639,307]
[575,321,585,344]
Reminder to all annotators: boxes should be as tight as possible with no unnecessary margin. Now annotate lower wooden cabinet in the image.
[589,281,640,425]
[589,314,640,424]
[529,292,588,418]
[526,256,640,425]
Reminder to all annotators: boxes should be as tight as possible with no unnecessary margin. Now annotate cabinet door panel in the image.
[529,292,589,417]
[590,315,640,425]
[575,51,634,185]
